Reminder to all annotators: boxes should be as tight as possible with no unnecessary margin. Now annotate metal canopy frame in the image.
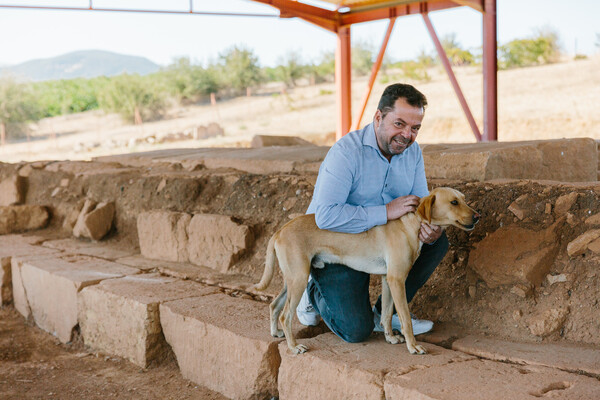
[0,0,497,142]
[252,0,497,142]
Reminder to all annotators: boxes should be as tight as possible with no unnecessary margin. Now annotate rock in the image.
[137,210,191,262]
[468,285,477,298]
[546,273,568,285]
[78,274,217,367]
[73,200,115,241]
[278,333,473,400]
[587,237,600,254]
[510,284,532,298]
[250,135,313,148]
[156,179,166,193]
[42,238,136,260]
[0,175,26,206]
[12,254,139,343]
[508,202,525,220]
[566,229,600,257]
[187,214,253,273]
[544,203,552,214]
[468,225,559,288]
[60,178,69,187]
[206,123,224,137]
[452,335,600,380]
[585,212,600,225]
[554,192,579,215]
[528,307,569,337]
[0,205,49,234]
[160,294,282,400]
[385,358,600,400]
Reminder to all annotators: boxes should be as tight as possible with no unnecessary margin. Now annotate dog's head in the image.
[417,187,480,231]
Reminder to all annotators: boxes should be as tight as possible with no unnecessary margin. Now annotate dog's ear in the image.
[417,194,436,223]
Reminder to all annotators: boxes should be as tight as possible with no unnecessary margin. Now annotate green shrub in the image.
[499,28,562,69]
[0,76,40,140]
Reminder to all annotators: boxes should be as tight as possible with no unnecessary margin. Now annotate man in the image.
[297,83,448,343]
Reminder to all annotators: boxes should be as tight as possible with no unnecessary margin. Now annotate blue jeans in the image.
[307,232,449,343]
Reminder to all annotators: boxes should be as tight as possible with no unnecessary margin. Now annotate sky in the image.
[0,0,598,68]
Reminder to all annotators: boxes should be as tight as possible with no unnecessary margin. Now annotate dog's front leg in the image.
[387,272,427,355]
[380,277,404,345]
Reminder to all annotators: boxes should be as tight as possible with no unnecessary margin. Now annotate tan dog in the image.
[252,187,479,355]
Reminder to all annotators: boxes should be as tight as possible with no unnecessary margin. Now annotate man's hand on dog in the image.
[386,195,420,220]
[419,221,443,244]
[386,195,443,244]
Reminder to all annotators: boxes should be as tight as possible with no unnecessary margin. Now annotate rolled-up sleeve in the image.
[312,147,387,233]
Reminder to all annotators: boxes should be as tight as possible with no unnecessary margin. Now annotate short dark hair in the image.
[377,83,427,118]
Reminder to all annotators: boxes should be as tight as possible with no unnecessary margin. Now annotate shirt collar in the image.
[362,122,380,150]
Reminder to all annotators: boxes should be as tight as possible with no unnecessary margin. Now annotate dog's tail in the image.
[251,234,277,291]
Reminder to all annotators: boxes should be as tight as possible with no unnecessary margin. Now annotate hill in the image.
[2,50,160,81]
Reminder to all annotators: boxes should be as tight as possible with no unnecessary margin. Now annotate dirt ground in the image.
[0,307,227,400]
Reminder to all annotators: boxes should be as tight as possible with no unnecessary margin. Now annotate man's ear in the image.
[374,109,382,128]
[417,194,436,223]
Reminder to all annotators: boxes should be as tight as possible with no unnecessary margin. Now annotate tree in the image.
[219,45,262,95]
[275,50,306,88]
[440,33,475,66]
[98,74,166,124]
[0,76,40,145]
[307,51,335,84]
[352,41,374,76]
[160,57,221,103]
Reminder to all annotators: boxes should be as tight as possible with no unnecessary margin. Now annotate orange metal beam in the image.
[339,0,461,26]
[336,26,352,140]
[422,13,482,142]
[482,0,497,141]
[352,17,396,132]
[250,0,339,32]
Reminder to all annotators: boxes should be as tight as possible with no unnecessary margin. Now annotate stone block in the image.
[452,335,600,377]
[78,274,216,367]
[137,210,190,262]
[42,238,136,260]
[11,254,139,343]
[468,225,559,287]
[73,199,115,241]
[0,237,60,306]
[187,214,253,272]
[423,139,597,182]
[160,294,283,400]
[278,333,474,400]
[250,135,313,148]
[554,193,579,215]
[384,359,600,400]
[0,205,49,234]
[0,175,26,206]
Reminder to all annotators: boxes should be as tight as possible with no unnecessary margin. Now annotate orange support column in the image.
[483,0,498,141]
[336,26,352,140]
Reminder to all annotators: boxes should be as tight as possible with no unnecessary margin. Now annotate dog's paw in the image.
[271,329,285,338]
[291,344,308,355]
[384,333,404,344]
[407,343,427,355]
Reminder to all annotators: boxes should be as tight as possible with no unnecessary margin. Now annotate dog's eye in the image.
[451,200,459,205]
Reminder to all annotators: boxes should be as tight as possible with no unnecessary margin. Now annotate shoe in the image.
[372,306,433,336]
[296,285,321,326]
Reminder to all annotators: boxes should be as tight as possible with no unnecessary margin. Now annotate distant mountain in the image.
[2,50,161,81]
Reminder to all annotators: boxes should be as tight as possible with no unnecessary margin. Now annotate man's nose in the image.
[400,126,412,139]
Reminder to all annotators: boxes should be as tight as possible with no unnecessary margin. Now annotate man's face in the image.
[373,97,424,159]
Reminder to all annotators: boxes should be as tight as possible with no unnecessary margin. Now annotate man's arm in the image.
[312,148,387,234]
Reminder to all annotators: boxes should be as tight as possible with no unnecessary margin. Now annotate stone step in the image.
[42,238,137,261]
[0,234,61,306]
[452,335,600,378]
[160,293,326,400]
[279,333,600,400]
[78,273,218,368]
[12,254,140,343]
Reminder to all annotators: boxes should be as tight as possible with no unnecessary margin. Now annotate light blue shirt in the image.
[306,122,428,233]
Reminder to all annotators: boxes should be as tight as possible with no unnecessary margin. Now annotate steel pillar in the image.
[482,0,498,141]
[336,26,352,140]
[422,13,482,142]
[352,18,396,132]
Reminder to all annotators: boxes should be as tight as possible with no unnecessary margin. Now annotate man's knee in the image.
[334,314,374,343]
